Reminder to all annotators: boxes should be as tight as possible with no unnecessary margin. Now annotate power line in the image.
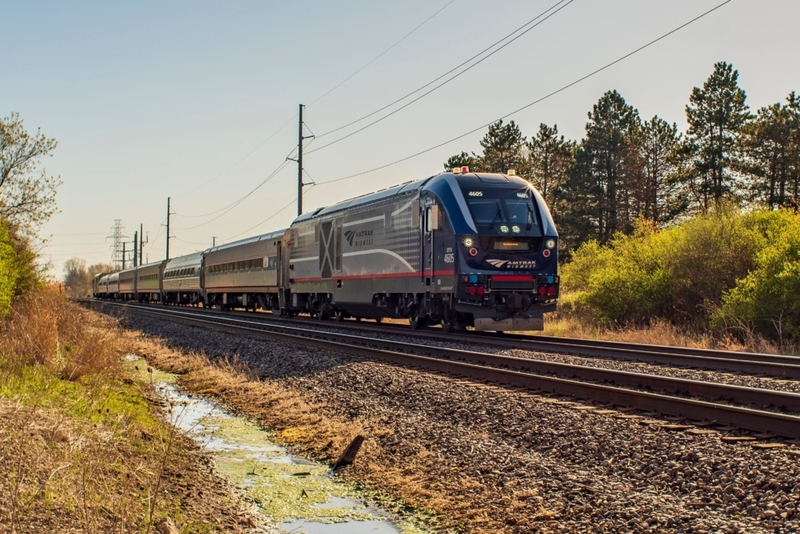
[170,2,454,201]
[174,155,293,230]
[173,113,298,200]
[315,0,732,187]
[308,0,572,150]
[308,0,457,107]
[222,193,304,243]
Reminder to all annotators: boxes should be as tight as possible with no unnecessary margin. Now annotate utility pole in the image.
[122,242,127,269]
[212,236,216,247]
[133,231,138,268]
[139,224,145,266]
[297,104,304,216]
[289,104,314,217]
[166,197,171,260]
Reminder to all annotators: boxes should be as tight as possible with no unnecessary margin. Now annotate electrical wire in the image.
[173,155,293,229]
[309,0,571,146]
[315,0,732,187]
[220,193,303,243]
[169,2,455,201]
[173,113,298,200]
[308,0,457,107]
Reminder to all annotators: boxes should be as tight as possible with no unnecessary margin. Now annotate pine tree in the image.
[632,116,688,224]
[739,92,800,210]
[685,62,751,209]
[526,123,575,218]
[444,151,483,172]
[478,120,524,173]
[561,90,641,247]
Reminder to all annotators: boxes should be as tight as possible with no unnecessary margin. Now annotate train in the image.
[93,168,560,332]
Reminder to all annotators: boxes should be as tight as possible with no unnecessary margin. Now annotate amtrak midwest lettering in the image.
[345,229,374,247]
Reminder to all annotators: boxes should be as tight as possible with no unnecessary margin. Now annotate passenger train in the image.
[93,169,560,332]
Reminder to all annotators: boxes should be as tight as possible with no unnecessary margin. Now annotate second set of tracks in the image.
[91,300,800,439]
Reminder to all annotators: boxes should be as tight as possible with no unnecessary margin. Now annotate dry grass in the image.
[0,287,120,380]
[0,289,259,533]
[541,308,796,355]
[122,330,548,533]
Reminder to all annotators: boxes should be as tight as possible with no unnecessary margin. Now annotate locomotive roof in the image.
[205,228,288,253]
[293,172,527,223]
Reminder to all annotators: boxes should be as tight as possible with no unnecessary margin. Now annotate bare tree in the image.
[0,112,61,233]
[63,257,91,298]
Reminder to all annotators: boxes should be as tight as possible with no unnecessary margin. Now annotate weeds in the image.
[0,289,196,532]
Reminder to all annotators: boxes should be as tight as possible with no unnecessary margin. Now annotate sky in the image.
[3,0,799,276]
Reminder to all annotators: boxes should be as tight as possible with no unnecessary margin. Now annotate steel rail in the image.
[93,299,800,379]
[96,301,800,438]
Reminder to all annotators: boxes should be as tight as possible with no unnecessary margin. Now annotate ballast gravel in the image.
[123,311,800,534]
[160,310,800,396]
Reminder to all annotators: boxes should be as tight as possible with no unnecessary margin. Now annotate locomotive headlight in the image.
[546,239,556,249]
[463,237,474,247]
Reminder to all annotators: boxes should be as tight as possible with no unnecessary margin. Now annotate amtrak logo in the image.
[345,229,374,247]
[486,259,537,269]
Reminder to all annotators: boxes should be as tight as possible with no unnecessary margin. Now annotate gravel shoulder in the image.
[123,311,800,534]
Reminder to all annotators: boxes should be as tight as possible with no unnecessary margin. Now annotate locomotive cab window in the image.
[462,187,540,236]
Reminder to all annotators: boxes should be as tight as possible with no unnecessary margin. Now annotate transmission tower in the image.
[106,220,129,270]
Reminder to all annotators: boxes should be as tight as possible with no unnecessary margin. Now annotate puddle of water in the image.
[124,356,427,534]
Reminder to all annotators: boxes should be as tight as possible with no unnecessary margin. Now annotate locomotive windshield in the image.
[462,188,539,235]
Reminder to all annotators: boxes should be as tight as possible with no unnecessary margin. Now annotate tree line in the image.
[445,62,800,253]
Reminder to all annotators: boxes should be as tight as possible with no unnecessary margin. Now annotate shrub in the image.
[561,208,792,328]
[0,220,38,315]
[713,210,800,344]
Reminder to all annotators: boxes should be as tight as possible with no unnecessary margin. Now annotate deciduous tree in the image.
[63,257,91,298]
[0,112,61,234]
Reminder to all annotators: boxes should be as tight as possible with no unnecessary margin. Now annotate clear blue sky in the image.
[3,0,799,275]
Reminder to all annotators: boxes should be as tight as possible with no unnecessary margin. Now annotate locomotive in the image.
[93,169,560,332]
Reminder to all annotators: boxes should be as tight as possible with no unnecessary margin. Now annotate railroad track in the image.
[92,300,800,438]
[87,299,800,379]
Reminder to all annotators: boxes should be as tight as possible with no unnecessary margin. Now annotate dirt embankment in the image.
[0,292,273,533]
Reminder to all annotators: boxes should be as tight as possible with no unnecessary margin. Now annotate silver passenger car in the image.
[93,273,108,298]
[118,267,137,300]
[107,272,120,298]
[136,260,165,302]
[163,253,203,305]
[203,229,288,311]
